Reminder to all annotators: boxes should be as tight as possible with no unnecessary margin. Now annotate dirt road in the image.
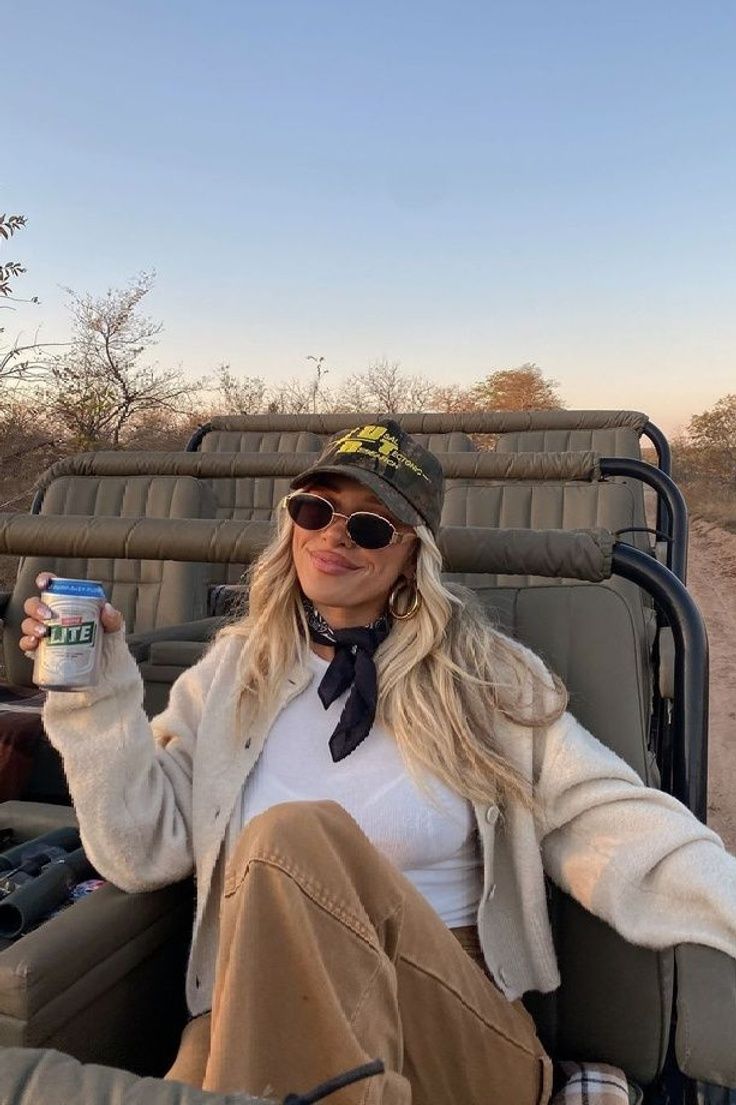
[687,519,736,852]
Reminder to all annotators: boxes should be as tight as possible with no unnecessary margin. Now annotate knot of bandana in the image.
[303,599,391,762]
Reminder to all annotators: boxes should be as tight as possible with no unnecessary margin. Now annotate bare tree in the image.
[335,358,434,413]
[215,364,267,414]
[266,375,333,414]
[43,273,206,449]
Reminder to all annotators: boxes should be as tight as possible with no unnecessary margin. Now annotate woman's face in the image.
[290,474,417,628]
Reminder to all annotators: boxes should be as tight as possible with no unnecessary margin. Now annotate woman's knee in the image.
[229,800,364,869]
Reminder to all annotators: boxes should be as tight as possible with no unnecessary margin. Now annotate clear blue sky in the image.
[5,0,735,432]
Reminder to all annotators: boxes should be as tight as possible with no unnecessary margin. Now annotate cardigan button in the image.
[485,806,499,825]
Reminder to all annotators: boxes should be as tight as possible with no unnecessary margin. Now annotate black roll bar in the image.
[642,420,672,476]
[185,422,210,452]
[600,458,689,582]
[612,544,708,821]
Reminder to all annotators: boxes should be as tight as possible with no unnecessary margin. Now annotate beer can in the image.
[32,578,107,691]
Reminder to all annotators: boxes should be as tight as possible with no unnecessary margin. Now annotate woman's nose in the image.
[322,512,355,547]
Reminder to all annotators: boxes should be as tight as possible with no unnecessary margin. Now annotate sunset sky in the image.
[5,1,735,435]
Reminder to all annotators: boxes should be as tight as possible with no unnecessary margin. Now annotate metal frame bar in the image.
[642,420,672,476]
[612,544,709,821]
[601,458,689,581]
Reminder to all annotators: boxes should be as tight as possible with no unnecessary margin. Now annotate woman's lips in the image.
[309,551,360,575]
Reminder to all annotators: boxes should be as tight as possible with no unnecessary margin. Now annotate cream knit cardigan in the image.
[43,630,736,1017]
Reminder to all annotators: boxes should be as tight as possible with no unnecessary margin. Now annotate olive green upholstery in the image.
[0,802,191,1075]
[0,1048,271,1105]
[441,479,650,585]
[406,431,477,452]
[198,428,323,456]
[197,430,322,582]
[495,425,655,560]
[440,479,656,729]
[495,425,644,461]
[2,475,218,689]
[195,410,650,436]
[476,582,667,1085]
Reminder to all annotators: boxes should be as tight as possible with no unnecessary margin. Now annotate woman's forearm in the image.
[43,630,197,891]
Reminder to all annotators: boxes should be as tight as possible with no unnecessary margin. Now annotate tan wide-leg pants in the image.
[167,800,552,1105]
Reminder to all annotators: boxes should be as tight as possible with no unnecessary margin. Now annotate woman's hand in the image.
[19,572,123,657]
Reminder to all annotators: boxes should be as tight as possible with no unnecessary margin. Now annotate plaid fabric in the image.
[552,1061,641,1105]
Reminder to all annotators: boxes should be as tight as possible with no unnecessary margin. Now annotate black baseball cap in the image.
[290,420,444,535]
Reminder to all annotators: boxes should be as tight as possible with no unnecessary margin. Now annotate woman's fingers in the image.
[19,575,122,659]
[22,596,53,620]
[100,602,123,633]
[20,615,47,638]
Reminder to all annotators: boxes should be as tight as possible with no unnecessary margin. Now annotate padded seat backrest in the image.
[441,478,656,766]
[477,583,670,1084]
[198,432,323,584]
[199,429,323,456]
[495,426,643,460]
[409,432,477,452]
[496,427,649,540]
[441,480,646,587]
[3,475,218,687]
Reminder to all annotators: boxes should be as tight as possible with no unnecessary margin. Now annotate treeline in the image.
[671,395,736,531]
[0,273,563,515]
[1,263,733,531]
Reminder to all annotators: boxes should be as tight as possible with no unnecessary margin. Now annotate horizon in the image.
[4,1,735,438]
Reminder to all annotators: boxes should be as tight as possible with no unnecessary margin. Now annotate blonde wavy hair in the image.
[219,506,567,809]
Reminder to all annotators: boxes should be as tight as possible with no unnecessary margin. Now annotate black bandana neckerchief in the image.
[303,598,391,762]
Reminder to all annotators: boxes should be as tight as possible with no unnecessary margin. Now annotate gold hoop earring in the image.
[388,578,421,620]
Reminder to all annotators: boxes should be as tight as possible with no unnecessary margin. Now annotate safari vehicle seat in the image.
[482,582,664,1081]
[1,473,218,690]
[395,430,477,452]
[186,424,476,583]
[190,430,323,585]
[185,417,479,456]
[495,421,646,461]
[440,476,658,736]
[34,444,665,722]
[493,408,668,565]
[0,474,218,803]
[0,548,730,1096]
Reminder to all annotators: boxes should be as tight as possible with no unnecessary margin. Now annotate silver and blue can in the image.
[32,578,107,691]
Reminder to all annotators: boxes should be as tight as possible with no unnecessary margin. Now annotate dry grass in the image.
[681,479,736,534]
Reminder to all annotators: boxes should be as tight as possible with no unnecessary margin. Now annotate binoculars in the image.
[0,827,96,940]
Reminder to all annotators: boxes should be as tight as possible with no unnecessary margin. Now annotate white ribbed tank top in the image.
[228,651,483,927]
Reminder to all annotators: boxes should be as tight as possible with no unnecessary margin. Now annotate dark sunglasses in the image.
[285,491,414,550]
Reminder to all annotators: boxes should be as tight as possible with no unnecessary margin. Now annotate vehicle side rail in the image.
[34,450,684,577]
[0,515,706,816]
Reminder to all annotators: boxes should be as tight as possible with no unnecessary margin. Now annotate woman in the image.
[20,421,736,1105]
